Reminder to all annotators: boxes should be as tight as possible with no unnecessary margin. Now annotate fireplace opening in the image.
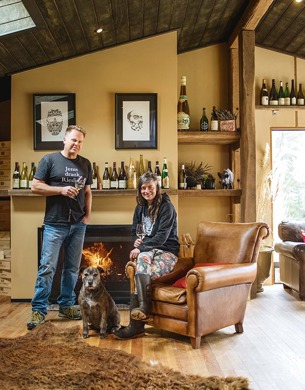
[38,225,134,304]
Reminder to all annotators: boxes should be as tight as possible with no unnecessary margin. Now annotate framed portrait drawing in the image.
[33,93,76,150]
[115,93,157,149]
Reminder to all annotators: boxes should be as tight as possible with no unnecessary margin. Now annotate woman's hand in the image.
[130,248,140,260]
[133,238,142,248]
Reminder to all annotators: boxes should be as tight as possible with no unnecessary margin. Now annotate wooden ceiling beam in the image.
[229,0,274,49]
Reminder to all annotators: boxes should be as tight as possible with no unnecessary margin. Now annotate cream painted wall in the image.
[11,33,178,299]
[255,47,305,243]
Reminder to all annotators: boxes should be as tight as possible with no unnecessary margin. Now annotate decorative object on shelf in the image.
[33,93,76,150]
[184,161,212,189]
[217,168,234,189]
[177,75,190,131]
[115,93,157,149]
[213,108,237,132]
[204,174,216,189]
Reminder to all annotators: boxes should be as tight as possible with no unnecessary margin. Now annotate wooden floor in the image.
[1,284,305,390]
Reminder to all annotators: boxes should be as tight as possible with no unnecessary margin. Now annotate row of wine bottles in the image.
[90,156,170,190]
[11,157,171,190]
[260,78,304,106]
[12,162,36,189]
[177,75,236,131]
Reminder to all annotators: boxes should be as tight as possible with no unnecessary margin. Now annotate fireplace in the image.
[38,225,134,304]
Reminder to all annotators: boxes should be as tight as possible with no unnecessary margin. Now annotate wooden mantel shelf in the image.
[8,188,241,198]
[178,131,240,145]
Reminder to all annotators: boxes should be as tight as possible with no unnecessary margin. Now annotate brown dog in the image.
[78,266,121,338]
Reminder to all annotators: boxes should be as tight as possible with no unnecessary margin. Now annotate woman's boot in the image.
[131,274,151,321]
[113,293,145,340]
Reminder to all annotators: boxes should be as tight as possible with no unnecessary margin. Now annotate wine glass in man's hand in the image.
[71,176,86,199]
[136,223,146,241]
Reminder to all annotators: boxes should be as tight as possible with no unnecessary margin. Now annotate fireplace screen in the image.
[38,225,134,304]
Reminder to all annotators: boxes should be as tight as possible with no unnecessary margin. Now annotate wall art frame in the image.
[115,93,157,149]
[33,93,76,150]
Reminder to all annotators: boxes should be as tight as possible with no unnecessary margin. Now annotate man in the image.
[27,125,92,330]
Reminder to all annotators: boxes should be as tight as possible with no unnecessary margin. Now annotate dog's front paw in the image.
[99,332,107,339]
[82,332,89,339]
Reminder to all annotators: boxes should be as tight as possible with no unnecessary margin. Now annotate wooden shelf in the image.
[178,131,240,145]
[255,105,305,110]
[8,189,178,197]
[178,189,242,197]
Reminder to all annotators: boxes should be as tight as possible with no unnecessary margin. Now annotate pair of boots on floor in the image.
[114,274,151,339]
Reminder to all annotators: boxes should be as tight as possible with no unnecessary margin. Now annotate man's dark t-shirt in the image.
[34,152,92,225]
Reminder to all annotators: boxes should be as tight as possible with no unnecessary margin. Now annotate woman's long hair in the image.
[136,173,162,222]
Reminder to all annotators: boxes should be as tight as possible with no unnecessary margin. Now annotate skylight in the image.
[0,0,35,37]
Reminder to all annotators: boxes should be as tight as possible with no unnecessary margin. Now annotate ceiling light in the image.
[95,28,103,34]
[0,0,35,37]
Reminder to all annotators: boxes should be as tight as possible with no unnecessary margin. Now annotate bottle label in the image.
[20,179,28,189]
[297,98,304,105]
[291,97,297,105]
[210,120,219,131]
[269,100,278,106]
[102,179,110,189]
[162,176,170,189]
[177,112,190,130]
[91,178,98,189]
[261,96,269,105]
[278,98,285,106]
[284,97,290,105]
[156,175,162,188]
[12,179,19,189]
[179,95,187,102]
[118,180,127,189]
[179,181,187,189]
[200,121,208,131]
[110,180,118,189]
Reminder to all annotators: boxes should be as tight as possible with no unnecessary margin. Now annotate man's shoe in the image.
[27,311,45,330]
[58,306,81,320]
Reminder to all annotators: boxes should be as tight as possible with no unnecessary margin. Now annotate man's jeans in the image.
[31,222,87,315]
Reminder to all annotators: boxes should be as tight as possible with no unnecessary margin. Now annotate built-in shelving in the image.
[178,131,240,145]
[178,189,241,197]
[255,105,305,110]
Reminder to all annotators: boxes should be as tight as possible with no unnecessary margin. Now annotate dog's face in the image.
[80,266,104,292]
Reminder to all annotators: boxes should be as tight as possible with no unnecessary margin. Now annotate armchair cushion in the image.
[172,262,229,288]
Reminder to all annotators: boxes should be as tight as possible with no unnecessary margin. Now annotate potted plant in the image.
[184,161,212,189]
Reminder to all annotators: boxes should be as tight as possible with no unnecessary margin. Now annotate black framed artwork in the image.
[33,93,76,150]
[115,93,157,149]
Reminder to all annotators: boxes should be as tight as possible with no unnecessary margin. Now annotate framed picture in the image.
[115,93,157,149]
[33,93,76,150]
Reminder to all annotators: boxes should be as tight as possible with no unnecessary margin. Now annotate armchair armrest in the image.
[275,241,305,262]
[185,263,257,293]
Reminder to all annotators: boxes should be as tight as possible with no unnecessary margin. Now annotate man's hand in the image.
[61,186,79,198]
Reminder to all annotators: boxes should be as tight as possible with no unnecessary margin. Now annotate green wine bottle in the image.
[161,157,169,189]
[19,162,29,189]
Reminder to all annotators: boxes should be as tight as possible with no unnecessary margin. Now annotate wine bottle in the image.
[110,162,119,189]
[28,162,36,189]
[297,83,304,106]
[284,82,290,106]
[161,157,169,189]
[269,79,278,106]
[154,161,162,188]
[260,79,269,106]
[102,162,110,190]
[210,106,219,131]
[19,162,28,189]
[91,162,98,189]
[127,158,137,189]
[12,162,20,189]
[199,107,209,131]
[178,164,187,190]
[290,79,297,106]
[147,161,153,173]
[139,154,145,177]
[278,81,285,106]
[177,76,190,130]
[118,161,127,189]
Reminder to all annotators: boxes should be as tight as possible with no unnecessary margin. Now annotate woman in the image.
[114,172,180,339]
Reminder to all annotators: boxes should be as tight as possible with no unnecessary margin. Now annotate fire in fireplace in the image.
[38,225,134,304]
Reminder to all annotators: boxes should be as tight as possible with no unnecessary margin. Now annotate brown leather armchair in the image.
[274,220,305,300]
[126,221,269,349]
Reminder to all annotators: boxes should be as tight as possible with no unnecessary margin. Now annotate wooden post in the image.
[239,30,256,222]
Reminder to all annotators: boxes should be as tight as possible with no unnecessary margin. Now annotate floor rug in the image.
[0,322,250,389]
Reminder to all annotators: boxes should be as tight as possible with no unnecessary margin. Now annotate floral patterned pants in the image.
[135,249,178,280]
